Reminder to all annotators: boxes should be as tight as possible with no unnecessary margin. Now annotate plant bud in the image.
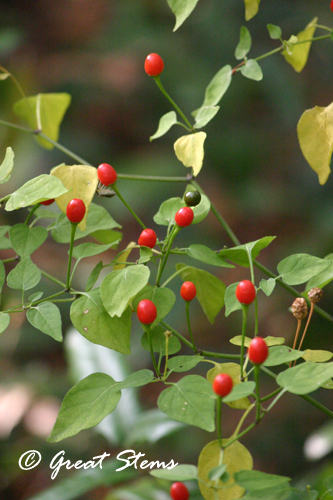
[308,287,323,304]
[291,298,308,320]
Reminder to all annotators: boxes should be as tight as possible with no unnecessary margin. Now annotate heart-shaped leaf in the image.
[174,132,207,176]
[282,18,317,73]
[0,147,14,184]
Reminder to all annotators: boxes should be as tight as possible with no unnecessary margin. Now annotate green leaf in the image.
[302,350,333,363]
[305,253,333,290]
[117,369,154,390]
[25,459,137,500]
[174,132,207,177]
[158,374,215,431]
[125,409,185,446]
[0,260,5,302]
[240,60,263,81]
[28,291,43,302]
[5,174,68,211]
[267,24,282,40]
[0,226,11,250]
[218,237,276,267]
[0,313,10,335]
[138,246,153,264]
[167,355,202,373]
[72,242,117,262]
[194,106,220,129]
[167,0,200,31]
[277,254,331,286]
[230,336,285,347]
[70,289,132,354]
[186,244,234,268]
[132,285,176,328]
[13,93,71,149]
[241,485,294,500]
[297,103,333,185]
[234,470,290,492]
[7,256,41,290]
[47,373,121,442]
[282,18,317,73]
[9,224,48,257]
[208,464,228,482]
[141,325,181,356]
[26,302,62,342]
[224,283,242,317]
[260,278,276,296]
[244,0,261,21]
[263,346,304,367]
[235,27,252,60]
[85,261,103,292]
[176,263,226,323]
[101,264,150,318]
[198,439,253,500]
[153,197,184,226]
[51,203,121,243]
[193,65,232,116]
[0,147,14,184]
[277,362,333,395]
[150,111,177,141]
[150,464,198,480]
[222,382,256,402]
[192,193,211,224]
[90,229,121,246]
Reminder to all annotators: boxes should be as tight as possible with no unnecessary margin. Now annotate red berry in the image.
[97,163,117,186]
[144,53,164,77]
[170,482,189,500]
[212,373,233,397]
[138,229,157,249]
[235,280,256,305]
[40,199,55,206]
[180,281,196,302]
[331,0,333,12]
[137,299,157,324]
[248,337,268,365]
[66,198,86,224]
[175,207,194,227]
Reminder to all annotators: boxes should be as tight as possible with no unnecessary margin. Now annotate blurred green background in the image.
[1,0,333,499]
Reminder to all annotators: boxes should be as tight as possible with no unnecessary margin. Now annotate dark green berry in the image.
[184,190,201,207]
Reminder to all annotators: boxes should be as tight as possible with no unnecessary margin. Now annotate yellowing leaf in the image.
[13,93,71,149]
[198,439,253,500]
[113,241,136,271]
[244,0,261,21]
[302,349,333,363]
[207,363,250,410]
[282,18,317,73]
[174,132,206,177]
[51,164,98,231]
[297,102,333,185]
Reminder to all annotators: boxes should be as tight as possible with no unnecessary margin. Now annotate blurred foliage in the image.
[1,0,333,498]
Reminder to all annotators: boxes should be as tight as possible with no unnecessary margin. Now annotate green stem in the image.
[66,223,77,289]
[200,350,241,360]
[230,403,255,441]
[160,321,194,350]
[223,420,258,449]
[36,131,91,165]
[41,270,67,289]
[260,387,283,403]
[254,365,262,423]
[0,65,26,99]
[112,183,146,229]
[245,244,258,337]
[153,76,194,131]
[216,397,223,449]
[161,265,191,288]
[0,118,32,133]
[146,324,160,378]
[25,204,40,225]
[186,301,197,353]
[163,332,171,380]
[240,305,249,380]
[155,225,180,286]
[266,388,287,412]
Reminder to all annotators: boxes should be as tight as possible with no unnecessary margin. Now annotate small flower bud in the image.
[164,330,172,338]
[291,298,308,320]
[308,287,323,304]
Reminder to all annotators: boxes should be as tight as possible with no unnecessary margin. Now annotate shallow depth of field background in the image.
[1,0,333,498]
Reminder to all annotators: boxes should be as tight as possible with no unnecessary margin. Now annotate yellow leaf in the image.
[51,164,98,231]
[297,102,333,185]
[207,363,250,410]
[113,241,136,271]
[198,439,253,500]
[302,349,333,363]
[244,0,261,21]
[282,18,317,73]
[174,132,206,177]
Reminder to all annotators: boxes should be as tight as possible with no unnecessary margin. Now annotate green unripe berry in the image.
[184,190,201,207]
